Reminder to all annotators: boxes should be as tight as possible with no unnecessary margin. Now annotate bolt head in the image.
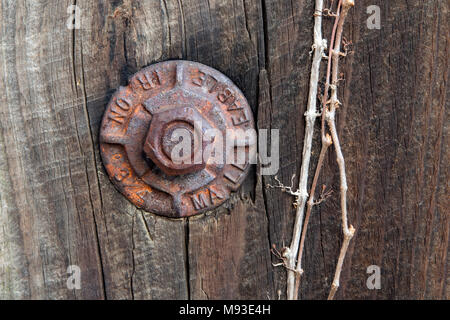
[143,106,213,176]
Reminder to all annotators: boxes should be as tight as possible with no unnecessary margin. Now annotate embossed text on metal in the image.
[100,60,255,217]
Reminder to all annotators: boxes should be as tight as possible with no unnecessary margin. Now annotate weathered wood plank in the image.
[76,0,189,299]
[0,0,104,299]
[188,191,274,299]
[334,0,449,300]
[0,0,448,300]
[259,0,449,300]
[259,0,320,299]
[176,0,275,300]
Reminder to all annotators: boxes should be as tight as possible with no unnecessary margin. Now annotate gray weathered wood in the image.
[0,0,448,299]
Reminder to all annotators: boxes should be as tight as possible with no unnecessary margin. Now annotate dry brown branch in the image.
[293,0,356,300]
[293,133,332,298]
[324,0,355,300]
[291,0,343,299]
[321,0,342,140]
[285,0,327,300]
[271,0,355,300]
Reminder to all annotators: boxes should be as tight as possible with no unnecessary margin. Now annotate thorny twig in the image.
[267,175,301,205]
[315,184,334,205]
[270,244,302,274]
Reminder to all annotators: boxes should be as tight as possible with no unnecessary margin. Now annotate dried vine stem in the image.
[292,0,344,298]
[294,0,355,300]
[285,0,327,300]
[271,0,355,300]
[293,133,332,299]
[325,0,355,300]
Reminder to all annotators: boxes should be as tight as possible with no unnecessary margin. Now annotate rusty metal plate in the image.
[99,60,255,218]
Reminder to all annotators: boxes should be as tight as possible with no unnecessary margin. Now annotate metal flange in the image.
[100,60,254,218]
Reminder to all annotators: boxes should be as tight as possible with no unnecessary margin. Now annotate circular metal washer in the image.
[99,60,255,218]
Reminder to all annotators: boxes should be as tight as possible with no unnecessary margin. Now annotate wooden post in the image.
[0,0,447,299]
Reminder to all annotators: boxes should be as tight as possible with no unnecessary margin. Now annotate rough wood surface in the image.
[0,0,448,299]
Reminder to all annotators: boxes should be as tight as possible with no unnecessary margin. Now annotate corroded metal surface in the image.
[100,60,254,218]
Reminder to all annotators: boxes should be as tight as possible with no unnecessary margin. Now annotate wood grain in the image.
[0,0,448,299]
